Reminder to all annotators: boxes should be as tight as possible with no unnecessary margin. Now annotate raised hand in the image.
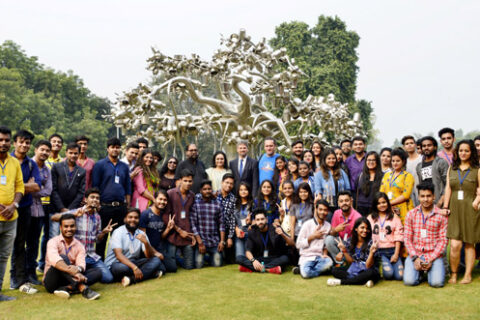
[103,219,118,234]
[135,233,148,244]
[167,214,176,229]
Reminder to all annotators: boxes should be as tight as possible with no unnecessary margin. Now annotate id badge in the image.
[458,190,464,200]
[181,210,186,219]
[114,175,120,184]
[387,192,393,200]
[343,233,348,242]
[379,232,386,241]
[263,250,269,258]
[421,229,427,238]
[241,218,247,227]
[0,175,6,185]
[298,219,303,228]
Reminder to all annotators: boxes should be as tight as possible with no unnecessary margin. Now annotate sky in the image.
[1,0,479,146]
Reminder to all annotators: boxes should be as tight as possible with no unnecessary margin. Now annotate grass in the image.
[2,264,480,320]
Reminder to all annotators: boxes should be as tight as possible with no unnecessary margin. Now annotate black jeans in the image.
[332,266,380,285]
[95,205,126,259]
[44,255,102,293]
[25,216,44,276]
[10,206,31,285]
[236,255,290,271]
[38,204,54,269]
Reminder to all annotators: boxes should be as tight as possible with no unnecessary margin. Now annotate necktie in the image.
[239,159,244,177]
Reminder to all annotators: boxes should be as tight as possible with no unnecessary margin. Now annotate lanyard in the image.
[420,208,429,227]
[109,162,119,177]
[443,151,452,164]
[240,204,248,217]
[63,243,73,256]
[261,231,269,249]
[299,203,306,217]
[128,231,136,242]
[180,194,188,209]
[389,171,402,189]
[457,169,470,188]
[379,215,387,229]
[0,159,8,174]
[263,200,270,211]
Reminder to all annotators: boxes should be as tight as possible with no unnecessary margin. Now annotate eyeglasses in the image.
[168,161,177,164]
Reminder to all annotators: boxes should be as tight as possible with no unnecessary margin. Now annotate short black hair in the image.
[291,139,304,147]
[74,135,90,143]
[421,136,438,148]
[126,142,139,150]
[154,189,168,199]
[185,143,197,151]
[252,207,266,219]
[315,199,330,209]
[337,190,352,198]
[200,180,212,189]
[401,135,416,145]
[391,148,408,164]
[438,127,455,138]
[351,136,366,144]
[380,147,392,155]
[13,129,34,142]
[60,213,76,225]
[222,173,235,182]
[417,182,435,194]
[340,139,351,146]
[0,126,12,137]
[35,140,51,149]
[85,187,100,198]
[107,137,121,148]
[66,142,80,152]
[136,137,149,147]
[473,135,480,142]
[179,169,193,179]
[264,137,276,145]
[152,150,162,161]
[416,138,423,146]
[126,207,141,217]
[48,133,64,143]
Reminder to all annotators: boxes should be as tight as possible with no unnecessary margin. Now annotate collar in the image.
[11,151,29,162]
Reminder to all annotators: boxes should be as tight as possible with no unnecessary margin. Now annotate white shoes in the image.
[326,278,341,287]
[19,283,38,294]
[365,280,374,288]
[53,289,70,299]
[157,271,164,279]
[121,276,131,287]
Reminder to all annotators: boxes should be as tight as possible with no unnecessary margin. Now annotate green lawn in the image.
[2,265,480,320]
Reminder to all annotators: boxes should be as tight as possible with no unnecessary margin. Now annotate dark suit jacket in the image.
[51,161,86,211]
[230,156,259,195]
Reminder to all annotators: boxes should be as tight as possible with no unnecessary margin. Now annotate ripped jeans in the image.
[378,248,403,281]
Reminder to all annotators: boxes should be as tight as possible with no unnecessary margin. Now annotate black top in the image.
[51,161,86,211]
[245,225,288,258]
[420,160,434,184]
[175,158,207,194]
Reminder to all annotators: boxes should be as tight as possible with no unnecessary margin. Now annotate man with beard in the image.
[75,135,95,190]
[217,173,236,263]
[27,140,53,285]
[415,136,448,206]
[324,191,362,265]
[0,126,24,301]
[10,129,41,294]
[291,140,304,162]
[105,208,164,287]
[44,213,101,300]
[295,199,333,278]
[474,135,480,161]
[437,127,455,166]
[51,188,115,283]
[403,135,422,206]
[236,208,294,274]
[175,144,207,194]
[345,136,366,192]
[92,137,131,259]
[340,139,352,162]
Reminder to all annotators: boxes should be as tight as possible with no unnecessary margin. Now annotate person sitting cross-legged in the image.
[105,208,165,287]
[236,208,294,274]
[44,214,101,300]
[296,199,333,278]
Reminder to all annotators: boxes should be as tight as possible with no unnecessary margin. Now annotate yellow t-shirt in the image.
[380,170,414,223]
[0,154,25,221]
[42,156,62,205]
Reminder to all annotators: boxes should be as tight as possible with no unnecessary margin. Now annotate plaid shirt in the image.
[217,192,236,239]
[75,210,102,261]
[404,205,448,263]
[190,195,224,247]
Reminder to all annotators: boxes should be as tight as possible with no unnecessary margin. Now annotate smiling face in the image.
[14,137,32,156]
[352,140,365,155]
[186,144,198,160]
[60,218,76,239]
[124,211,140,230]
[264,140,276,156]
[215,153,225,168]
[143,152,154,166]
[366,154,377,170]
[238,184,249,199]
[237,143,248,157]
[275,157,286,171]
[288,161,298,174]
[355,222,370,239]
[107,145,121,159]
[85,192,101,210]
[298,163,310,177]
[292,143,303,157]
[125,147,139,162]
[325,154,337,169]
[458,142,472,162]
[167,158,177,171]
[35,144,51,162]
[312,143,322,157]
[338,194,352,213]
[376,196,389,213]
[303,152,313,164]
[154,192,168,210]
[261,181,272,197]
[221,177,234,194]
[282,182,294,197]
[380,150,391,167]
[298,188,309,202]
[391,155,404,171]
[0,133,11,155]
[334,148,343,162]
[50,136,63,153]
[316,204,328,221]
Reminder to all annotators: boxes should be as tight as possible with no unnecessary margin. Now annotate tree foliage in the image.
[0,41,113,159]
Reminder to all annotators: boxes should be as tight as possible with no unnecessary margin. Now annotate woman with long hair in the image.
[205,151,231,193]
[278,180,296,235]
[367,192,404,280]
[286,158,299,182]
[327,217,380,287]
[289,182,314,240]
[380,148,414,223]
[355,151,383,216]
[234,182,254,259]
[311,141,323,172]
[131,148,160,212]
[333,146,350,177]
[380,147,393,173]
[253,180,280,225]
[313,148,350,211]
[443,139,480,284]
[302,150,316,173]
[159,156,178,190]
[272,156,289,195]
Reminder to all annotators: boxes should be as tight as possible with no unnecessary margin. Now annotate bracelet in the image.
[133,266,138,271]
[250,258,256,263]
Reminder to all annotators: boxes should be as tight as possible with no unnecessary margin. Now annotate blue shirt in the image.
[11,152,41,208]
[313,169,350,207]
[92,157,131,203]
[105,225,148,267]
[139,208,167,252]
[258,153,279,185]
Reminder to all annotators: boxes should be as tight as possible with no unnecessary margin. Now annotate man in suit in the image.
[51,142,86,218]
[229,141,258,195]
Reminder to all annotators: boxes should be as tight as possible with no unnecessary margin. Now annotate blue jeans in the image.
[0,220,17,290]
[378,248,403,281]
[110,257,163,283]
[235,237,247,259]
[300,256,333,279]
[194,246,223,268]
[403,256,445,288]
[167,243,194,270]
[86,255,114,283]
[325,235,343,263]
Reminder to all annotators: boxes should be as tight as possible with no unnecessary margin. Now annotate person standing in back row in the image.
[258,137,280,185]
[438,127,455,166]
[230,140,258,195]
[175,144,207,194]
[345,136,366,193]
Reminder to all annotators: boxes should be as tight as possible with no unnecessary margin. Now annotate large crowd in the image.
[0,125,479,301]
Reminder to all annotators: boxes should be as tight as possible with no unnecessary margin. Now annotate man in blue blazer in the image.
[229,141,258,196]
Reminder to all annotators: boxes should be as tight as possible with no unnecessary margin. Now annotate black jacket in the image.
[230,156,259,195]
[51,161,86,211]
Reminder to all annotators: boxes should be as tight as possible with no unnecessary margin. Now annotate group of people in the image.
[0,125,479,302]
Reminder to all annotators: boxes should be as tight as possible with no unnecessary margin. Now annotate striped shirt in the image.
[190,195,224,248]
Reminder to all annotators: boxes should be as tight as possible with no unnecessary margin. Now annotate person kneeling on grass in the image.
[327,217,380,287]
[236,208,294,274]
[403,183,448,288]
[105,208,165,287]
[295,199,333,278]
[44,214,101,300]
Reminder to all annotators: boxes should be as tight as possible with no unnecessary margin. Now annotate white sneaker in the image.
[157,271,163,279]
[327,278,342,287]
[19,283,38,294]
[365,280,374,288]
[53,289,70,299]
[121,276,131,287]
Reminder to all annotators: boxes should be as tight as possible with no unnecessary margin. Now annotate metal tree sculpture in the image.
[110,29,362,159]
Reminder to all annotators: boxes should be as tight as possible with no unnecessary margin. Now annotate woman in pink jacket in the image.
[131,149,160,212]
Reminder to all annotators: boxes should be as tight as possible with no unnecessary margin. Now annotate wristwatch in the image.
[13,202,19,209]
[222,241,226,246]
[250,258,256,262]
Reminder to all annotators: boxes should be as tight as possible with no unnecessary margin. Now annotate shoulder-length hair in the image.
[349,217,372,254]
[295,182,314,205]
[370,192,394,221]
[235,182,253,209]
[211,151,229,169]
[256,180,278,207]
[359,151,383,195]
[320,148,340,180]
[272,155,287,187]
[452,139,479,170]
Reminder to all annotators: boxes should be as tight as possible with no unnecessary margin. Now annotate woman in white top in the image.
[278,180,296,235]
[205,151,231,193]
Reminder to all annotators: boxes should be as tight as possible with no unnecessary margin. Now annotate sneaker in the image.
[54,288,70,299]
[267,266,282,275]
[157,271,164,278]
[292,266,300,275]
[0,294,16,301]
[239,265,253,273]
[19,282,38,294]
[365,280,374,288]
[9,277,19,290]
[82,287,100,300]
[327,278,342,287]
[121,276,131,287]
[36,266,44,274]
